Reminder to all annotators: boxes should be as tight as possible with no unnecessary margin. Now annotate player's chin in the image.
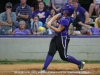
[63,13,68,17]
[63,11,68,16]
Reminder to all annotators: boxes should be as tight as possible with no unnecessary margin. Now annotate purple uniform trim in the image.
[56,17,70,36]
[61,36,67,58]
[43,55,53,69]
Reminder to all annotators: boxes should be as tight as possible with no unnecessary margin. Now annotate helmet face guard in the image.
[63,4,74,16]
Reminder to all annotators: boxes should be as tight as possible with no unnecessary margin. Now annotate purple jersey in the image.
[76,4,86,23]
[14,28,30,35]
[31,9,50,24]
[91,27,100,35]
[56,17,71,36]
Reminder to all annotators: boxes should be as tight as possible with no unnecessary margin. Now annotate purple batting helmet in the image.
[63,4,74,16]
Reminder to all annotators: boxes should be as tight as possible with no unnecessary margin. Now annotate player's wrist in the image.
[49,25,52,29]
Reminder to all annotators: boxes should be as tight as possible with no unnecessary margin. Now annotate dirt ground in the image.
[0,63,100,75]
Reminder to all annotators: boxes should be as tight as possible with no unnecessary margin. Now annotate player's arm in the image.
[49,19,68,33]
[78,21,92,29]
[47,13,61,26]
[49,25,65,33]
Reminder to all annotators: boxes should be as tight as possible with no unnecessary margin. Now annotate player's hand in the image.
[47,21,51,28]
[47,24,50,28]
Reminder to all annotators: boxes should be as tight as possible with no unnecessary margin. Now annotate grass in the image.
[0,60,65,64]
[0,60,100,64]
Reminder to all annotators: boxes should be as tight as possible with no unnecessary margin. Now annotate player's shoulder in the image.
[61,17,70,23]
[60,17,70,25]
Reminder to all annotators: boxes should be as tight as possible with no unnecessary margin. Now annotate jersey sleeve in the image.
[60,19,69,27]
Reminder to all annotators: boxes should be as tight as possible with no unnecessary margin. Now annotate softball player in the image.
[41,4,85,72]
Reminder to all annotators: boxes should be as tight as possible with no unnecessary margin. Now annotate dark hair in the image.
[72,0,79,3]
[33,15,39,19]
[65,11,71,16]
[31,0,43,10]
[50,8,56,16]
[36,1,47,12]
